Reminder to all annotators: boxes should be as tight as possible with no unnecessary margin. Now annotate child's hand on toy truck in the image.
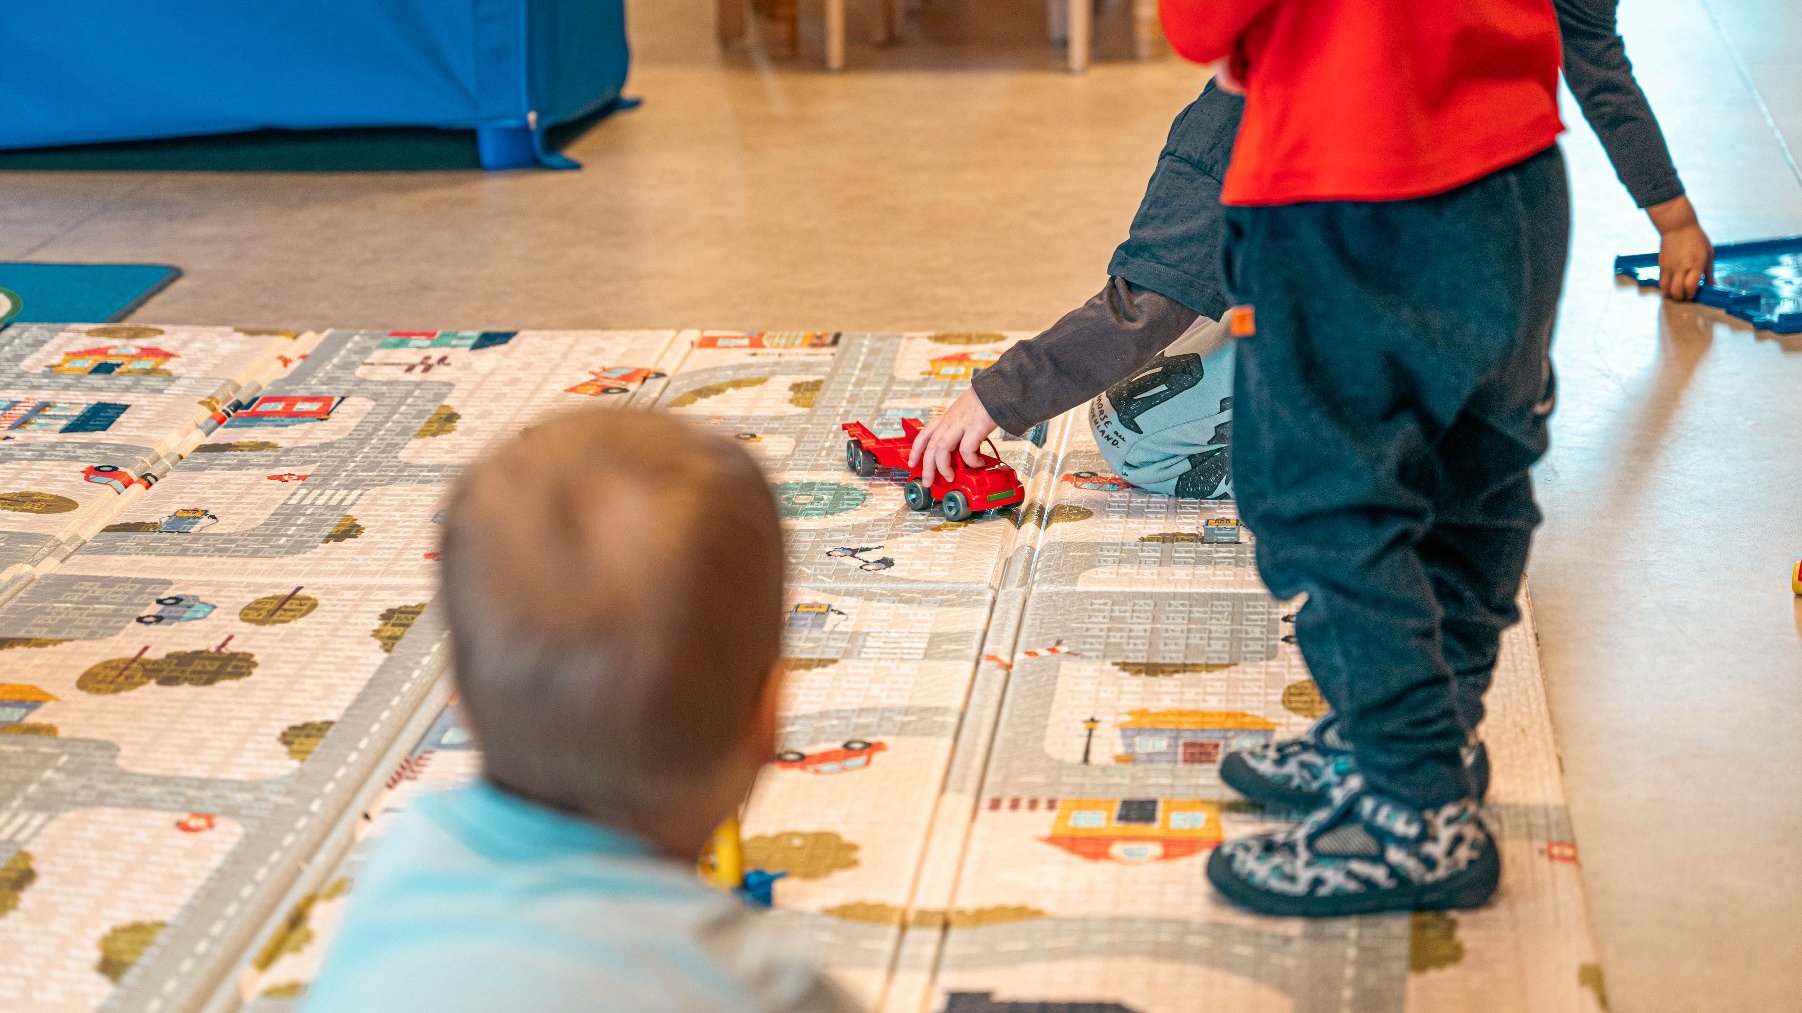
[911,388,999,486]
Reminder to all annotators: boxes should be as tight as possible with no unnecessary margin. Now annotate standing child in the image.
[1156,0,1570,916]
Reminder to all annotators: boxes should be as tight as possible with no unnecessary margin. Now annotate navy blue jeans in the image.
[1225,147,1570,807]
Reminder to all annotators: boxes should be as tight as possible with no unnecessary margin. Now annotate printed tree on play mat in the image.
[821,902,1047,928]
[251,877,351,973]
[279,721,334,762]
[413,405,460,439]
[77,650,258,695]
[671,377,766,408]
[0,851,36,917]
[0,638,66,651]
[239,588,319,626]
[0,492,78,514]
[322,516,364,543]
[96,921,164,982]
[788,379,822,408]
[742,831,859,880]
[1410,912,1465,971]
[371,605,428,653]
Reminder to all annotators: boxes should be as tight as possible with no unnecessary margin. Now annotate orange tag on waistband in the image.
[1228,304,1256,338]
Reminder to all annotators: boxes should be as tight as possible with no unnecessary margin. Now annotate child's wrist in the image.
[1647,194,1698,235]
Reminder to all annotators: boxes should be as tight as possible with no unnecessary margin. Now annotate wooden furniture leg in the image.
[825,0,847,70]
[769,0,799,58]
[718,0,746,43]
[873,0,900,44]
[1131,0,1160,59]
[1067,0,1091,73]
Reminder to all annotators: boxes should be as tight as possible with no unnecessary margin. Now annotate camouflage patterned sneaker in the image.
[1205,776,1500,917]
[1218,715,1490,810]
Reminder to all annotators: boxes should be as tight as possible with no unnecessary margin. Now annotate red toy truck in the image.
[842,417,1025,522]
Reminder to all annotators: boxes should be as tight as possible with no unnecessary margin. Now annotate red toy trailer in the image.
[842,417,1025,522]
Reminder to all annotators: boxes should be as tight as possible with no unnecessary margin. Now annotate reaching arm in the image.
[1556,0,1713,298]
[909,279,1200,486]
[973,278,1199,438]
[1556,0,1684,208]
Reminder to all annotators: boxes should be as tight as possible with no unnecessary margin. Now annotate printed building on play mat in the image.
[51,344,178,375]
[0,398,128,433]
[376,331,517,351]
[1039,797,1224,863]
[1112,709,1277,765]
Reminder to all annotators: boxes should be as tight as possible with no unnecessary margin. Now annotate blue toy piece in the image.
[735,869,786,908]
[1615,235,1802,334]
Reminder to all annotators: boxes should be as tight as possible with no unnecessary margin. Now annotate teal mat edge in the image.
[0,262,182,325]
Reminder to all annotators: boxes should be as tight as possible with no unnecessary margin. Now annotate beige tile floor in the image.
[6,0,1801,1009]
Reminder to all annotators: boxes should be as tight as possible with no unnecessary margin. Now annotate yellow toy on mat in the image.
[703,816,745,890]
[1792,559,1801,595]
[700,815,783,906]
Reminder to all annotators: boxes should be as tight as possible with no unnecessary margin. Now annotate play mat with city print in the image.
[0,324,1604,1012]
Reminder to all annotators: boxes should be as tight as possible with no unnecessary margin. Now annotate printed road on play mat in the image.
[0,328,1605,1013]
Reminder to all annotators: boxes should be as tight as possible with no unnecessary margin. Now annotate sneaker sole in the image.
[1205,838,1501,918]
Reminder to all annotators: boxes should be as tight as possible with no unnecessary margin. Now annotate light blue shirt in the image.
[304,782,858,1012]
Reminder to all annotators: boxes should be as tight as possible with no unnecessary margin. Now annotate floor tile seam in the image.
[876,594,1032,1013]
[107,602,455,1013]
[872,406,1079,1005]
[1696,0,1802,187]
[0,336,324,616]
[192,672,457,1013]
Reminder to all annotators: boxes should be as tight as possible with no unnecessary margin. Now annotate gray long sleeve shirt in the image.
[972,0,1685,437]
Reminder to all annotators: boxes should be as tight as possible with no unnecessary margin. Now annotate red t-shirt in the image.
[1159,0,1565,205]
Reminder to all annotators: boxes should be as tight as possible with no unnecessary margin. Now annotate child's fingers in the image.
[960,429,985,466]
[908,425,930,469]
[934,443,956,485]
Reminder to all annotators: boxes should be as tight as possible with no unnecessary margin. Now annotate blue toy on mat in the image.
[1615,235,1802,334]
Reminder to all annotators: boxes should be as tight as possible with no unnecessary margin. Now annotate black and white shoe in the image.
[1206,775,1500,917]
[1219,714,1490,809]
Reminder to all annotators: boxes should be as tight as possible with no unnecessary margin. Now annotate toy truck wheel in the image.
[135,614,164,625]
[156,595,184,606]
[776,750,807,763]
[842,740,872,751]
[904,480,933,511]
[941,491,972,522]
[846,440,876,477]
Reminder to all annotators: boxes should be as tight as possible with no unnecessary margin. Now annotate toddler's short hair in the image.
[439,408,785,821]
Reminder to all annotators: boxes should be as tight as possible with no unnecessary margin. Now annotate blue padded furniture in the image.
[2,0,631,169]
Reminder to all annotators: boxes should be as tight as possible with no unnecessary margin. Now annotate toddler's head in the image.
[440,408,785,857]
